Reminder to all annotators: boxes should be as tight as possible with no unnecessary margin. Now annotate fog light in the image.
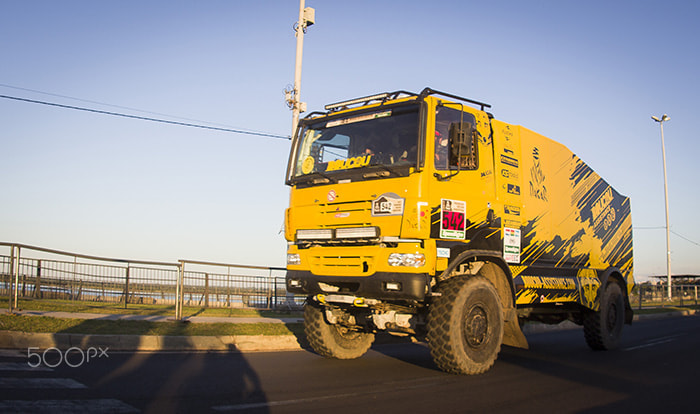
[289,279,302,288]
[287,253,301,265]
[296,229,333,240]
[388,253,426,267]
[384,281,402,291]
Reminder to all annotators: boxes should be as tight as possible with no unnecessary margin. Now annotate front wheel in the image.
[427,276,504,375]
[584,282,625,350]
[303,302,375,360]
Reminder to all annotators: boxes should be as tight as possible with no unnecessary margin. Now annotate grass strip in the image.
[0,314,303,337]
[0,298,302,319]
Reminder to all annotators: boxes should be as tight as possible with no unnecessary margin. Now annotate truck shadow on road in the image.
[45,320,272,413]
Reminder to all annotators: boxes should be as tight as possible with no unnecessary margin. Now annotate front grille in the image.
[319,201,372,228]
[309,254,375,275]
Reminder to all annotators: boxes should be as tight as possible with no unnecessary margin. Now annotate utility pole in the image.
[286,1,315,138]
[651,114,672,300]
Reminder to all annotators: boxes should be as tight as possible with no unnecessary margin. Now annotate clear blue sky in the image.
[1,1,698,282]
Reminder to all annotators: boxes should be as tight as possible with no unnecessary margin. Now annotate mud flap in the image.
[502,308,529,349]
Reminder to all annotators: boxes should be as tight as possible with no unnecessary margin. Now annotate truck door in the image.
[430,104,496,249]
[491,120,524,264]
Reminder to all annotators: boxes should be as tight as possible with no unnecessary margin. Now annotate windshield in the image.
[290,104,420,182]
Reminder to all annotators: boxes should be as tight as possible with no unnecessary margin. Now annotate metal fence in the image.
[3,242,698,317]
[630,283,700,310]
[1,242,303,319]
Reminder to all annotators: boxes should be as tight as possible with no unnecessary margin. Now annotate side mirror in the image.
[448,122,475,166]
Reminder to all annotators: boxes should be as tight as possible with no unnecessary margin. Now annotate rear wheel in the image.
[427,276,504,375]
[584,282,624,350]
[304,301,375,359]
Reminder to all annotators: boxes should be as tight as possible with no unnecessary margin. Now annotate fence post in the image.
[34,260,42,299]
[72,256,77,301]
[123,265,130,309]
[638,284,642,310]
[9,246,15,313]
[680,285,684,307]
[204,273,209,308]
[13,246,21,311]
[175,261,183,320]
[226,268,231,307]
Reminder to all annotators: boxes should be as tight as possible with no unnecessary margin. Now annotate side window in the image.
[435,106,478,171]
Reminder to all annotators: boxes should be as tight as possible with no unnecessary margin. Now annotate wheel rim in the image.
[463,304,489,348]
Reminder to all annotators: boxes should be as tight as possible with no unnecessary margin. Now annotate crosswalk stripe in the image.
[0,378,86,389]
[0,350,24,358]
[0,362,52,371]
[0,399,139,413]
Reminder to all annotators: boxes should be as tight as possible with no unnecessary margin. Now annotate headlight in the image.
[287,253,301,265]
[388,253,426,267]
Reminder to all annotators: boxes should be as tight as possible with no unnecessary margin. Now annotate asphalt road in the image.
[1,314,699,413]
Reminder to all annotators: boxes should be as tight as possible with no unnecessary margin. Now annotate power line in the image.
[671,230,700,248]
[0,93,290,140]
[635,226,700,247]
[0,83,277,136]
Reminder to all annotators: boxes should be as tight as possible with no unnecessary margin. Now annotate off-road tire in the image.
[304,302,375,360]
[584,282,624,350]
[427,275,504,375]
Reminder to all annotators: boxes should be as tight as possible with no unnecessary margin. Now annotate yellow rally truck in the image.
[285,88,634,374]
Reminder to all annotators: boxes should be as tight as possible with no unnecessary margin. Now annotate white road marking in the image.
[0,399,139,413]
[623,334,684,351]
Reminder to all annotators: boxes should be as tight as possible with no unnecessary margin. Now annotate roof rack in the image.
[323,90,417,112]
[418,87,491,111]
[312,87,491,117]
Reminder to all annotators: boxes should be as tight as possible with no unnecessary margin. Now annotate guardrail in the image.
[0,242,301,320]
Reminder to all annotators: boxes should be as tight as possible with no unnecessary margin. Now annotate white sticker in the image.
[503,227,521,263]
[372,193,404,216]
[437,247,451,258]
[326,111,392,128]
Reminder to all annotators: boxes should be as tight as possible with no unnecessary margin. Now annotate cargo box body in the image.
[490,121,634,311]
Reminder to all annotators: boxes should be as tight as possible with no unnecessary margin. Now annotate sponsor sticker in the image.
[503,227,521,263]
[500,154,519,168]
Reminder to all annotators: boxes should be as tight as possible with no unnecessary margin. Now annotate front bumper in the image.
[286,270,430,302]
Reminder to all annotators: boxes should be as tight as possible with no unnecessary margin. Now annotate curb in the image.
[1,309,695,353]
[0,331,306,352]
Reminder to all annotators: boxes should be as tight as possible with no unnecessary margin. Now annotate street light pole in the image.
[651,114,672,300]
[286,1,315,138]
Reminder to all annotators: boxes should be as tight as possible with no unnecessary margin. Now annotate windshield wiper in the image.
[293,171,336,185]
[362,163,407,179]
